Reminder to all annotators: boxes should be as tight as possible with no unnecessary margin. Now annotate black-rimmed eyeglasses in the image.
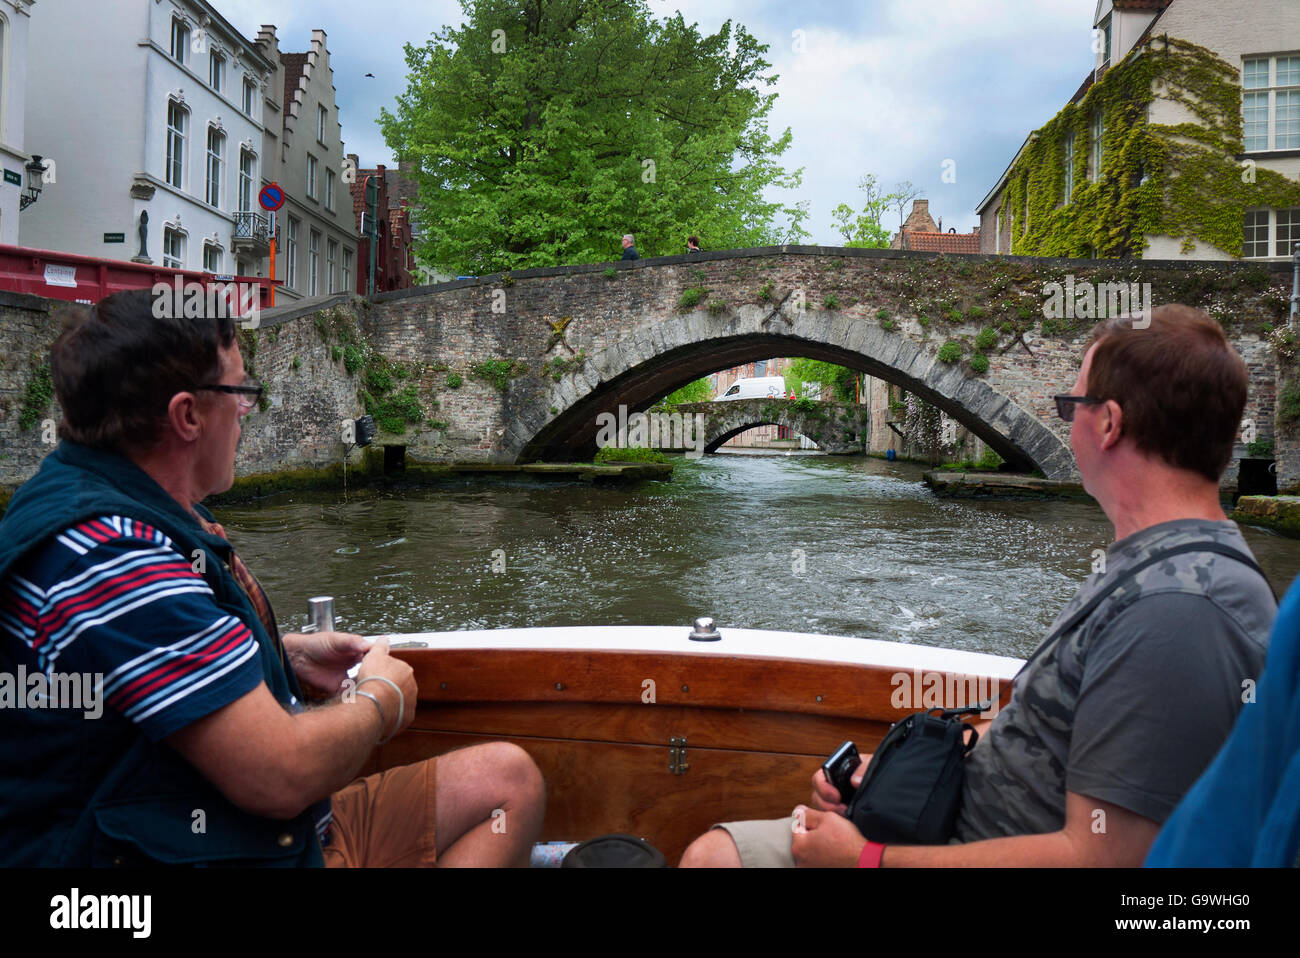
[1054,394,1105,422]
[194,380,263,411]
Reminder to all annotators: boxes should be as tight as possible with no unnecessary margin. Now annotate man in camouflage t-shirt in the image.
[680,304,1275,868]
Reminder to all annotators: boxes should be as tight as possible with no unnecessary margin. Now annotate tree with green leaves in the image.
[783,358,859,402]
[661,377,713,404]
[831,175,924,248]
[380,0,808,275]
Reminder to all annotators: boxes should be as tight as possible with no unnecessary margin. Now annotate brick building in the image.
[347,154,416,294]
[889,199,981,253]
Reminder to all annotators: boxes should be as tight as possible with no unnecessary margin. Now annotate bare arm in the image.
[880,791,1161,867]
[165,638,416,820]
[791,790,1161,867]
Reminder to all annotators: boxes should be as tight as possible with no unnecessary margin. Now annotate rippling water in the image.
[218,455,1300,660]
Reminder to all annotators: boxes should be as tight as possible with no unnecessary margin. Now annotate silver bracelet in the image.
[357,676,405,745]
[354,689,385,737]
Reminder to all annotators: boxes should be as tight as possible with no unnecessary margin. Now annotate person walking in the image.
[621,234,640,261]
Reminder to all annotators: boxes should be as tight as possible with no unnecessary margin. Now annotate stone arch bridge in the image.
[654,399,869,455]
[352,246,1287,483]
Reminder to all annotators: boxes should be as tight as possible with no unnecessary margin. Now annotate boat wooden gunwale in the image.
[364,625,1022,864]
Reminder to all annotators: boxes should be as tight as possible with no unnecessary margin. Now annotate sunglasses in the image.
[194,379,264,411]
[1054,394,1106,422]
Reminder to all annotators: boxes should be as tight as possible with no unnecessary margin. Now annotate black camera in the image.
[822,740,861,804]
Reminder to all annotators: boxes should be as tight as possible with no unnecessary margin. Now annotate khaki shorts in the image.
[324,758,439,868]
[713,817,798,868]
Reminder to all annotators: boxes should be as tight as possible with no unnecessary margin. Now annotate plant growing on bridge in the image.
[604,268,617,280]
[679,287,706,309]
[822,294,841,310]
[937,341,963,364]
[975,328,998,351]
[757,281,774,302]
[472,359,528,392]
[707,299,728,316]
[544,349,589,382]
[18,361,53,432]
[970,353,990,375]
[446,372,463,388]
[379,0,808,274]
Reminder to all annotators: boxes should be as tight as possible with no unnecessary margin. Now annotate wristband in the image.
[857,840,886,868]
[354,689,385,736]
[357,676,405,744]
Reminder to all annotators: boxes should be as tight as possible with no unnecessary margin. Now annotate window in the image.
[306,154,318,200]
[163,228,184,269]
[1099,15,1112,67]
[239,148,255,211]
[326,168,336,211]
[203,244,223,273]
[243,77,257,117]
[1242,209,1300,259]
[1278,208,1300,257]
[171,18,189,65]
[1063,131,1075,203]
[209,51,225,93]
[328,239,338,293]
[206,127,225,208]
[318,105,328,144]
[1243,56,1300,151]
[343,248,354,293]
[166,101,187,188]
[287,217,299,289]
[1091,111,1105,182]
[309,231,320,296]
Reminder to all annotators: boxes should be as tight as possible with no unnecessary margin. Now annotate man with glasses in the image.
[681,303,1275,867]
[0,288,545,867]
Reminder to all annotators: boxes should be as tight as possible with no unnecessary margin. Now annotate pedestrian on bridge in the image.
[621,234,640,261]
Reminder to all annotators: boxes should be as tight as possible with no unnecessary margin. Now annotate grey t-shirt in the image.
[955,518,1275,842]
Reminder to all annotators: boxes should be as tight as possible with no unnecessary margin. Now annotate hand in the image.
[283,630,372,697]
[791,806,869,868]
[810,754,871,814]
[356,637,417,738]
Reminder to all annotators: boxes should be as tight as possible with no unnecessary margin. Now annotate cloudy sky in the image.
[219,0,1101,242]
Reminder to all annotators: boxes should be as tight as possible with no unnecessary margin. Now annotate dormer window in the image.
[1100,15,1113,68]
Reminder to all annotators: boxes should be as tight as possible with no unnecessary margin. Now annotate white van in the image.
[714,376,788,401]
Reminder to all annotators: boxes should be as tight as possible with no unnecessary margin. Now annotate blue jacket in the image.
[0,441,323,866]
[1146,572,1300,867]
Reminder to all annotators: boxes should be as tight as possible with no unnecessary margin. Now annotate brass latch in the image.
[669,736,689,775]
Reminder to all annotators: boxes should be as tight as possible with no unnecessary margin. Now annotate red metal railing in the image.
[0,243,279,313]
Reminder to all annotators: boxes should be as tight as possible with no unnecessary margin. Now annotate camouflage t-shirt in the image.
[955,518,1275,842]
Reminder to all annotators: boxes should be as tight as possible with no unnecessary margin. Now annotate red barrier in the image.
[0,243,278,313]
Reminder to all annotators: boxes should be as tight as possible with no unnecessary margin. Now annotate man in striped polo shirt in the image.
[0,288,545,867]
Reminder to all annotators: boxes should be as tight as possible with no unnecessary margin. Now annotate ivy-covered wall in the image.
[997,36,1300,259]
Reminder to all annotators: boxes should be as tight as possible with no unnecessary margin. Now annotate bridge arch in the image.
[512,304,1075,478]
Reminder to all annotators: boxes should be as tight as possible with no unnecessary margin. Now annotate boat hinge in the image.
[669,736,689,775]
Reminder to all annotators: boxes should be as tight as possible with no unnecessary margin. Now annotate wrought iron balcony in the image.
[232,211,272,256]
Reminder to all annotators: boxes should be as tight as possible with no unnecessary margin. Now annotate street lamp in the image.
[19,156,47,211]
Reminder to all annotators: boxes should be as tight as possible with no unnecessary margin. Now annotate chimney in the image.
[938,217,943,233]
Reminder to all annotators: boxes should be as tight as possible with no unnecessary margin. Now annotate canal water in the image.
[219,455,1300,660]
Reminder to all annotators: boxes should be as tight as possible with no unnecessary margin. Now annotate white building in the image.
[978,0,1300,261]
[21,0,273,274]
[253,27,359,302]
[0,1,35,246]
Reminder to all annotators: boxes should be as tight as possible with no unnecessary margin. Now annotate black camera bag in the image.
[845,707,979,844]
[844,541,1272,847]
